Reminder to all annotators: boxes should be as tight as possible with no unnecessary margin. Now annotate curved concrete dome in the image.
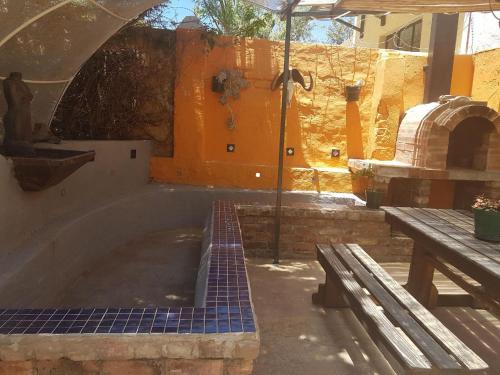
[0,0,164,127]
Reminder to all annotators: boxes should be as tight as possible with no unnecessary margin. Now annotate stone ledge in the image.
[348,158,500,181]
[0,332,259,362]
[0,358,254,375]
[236,204,385,221]
[238,203,413,261]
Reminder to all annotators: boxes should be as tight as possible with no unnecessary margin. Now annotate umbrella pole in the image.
[273,6,292,264]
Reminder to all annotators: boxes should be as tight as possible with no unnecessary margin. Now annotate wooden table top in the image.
[382,207,500,299]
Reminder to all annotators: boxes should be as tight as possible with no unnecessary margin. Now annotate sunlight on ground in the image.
[165,294,185,301]
[254,261,310,273]
[298,333,319,343]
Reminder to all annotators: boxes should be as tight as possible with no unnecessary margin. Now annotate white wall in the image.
[459,12,500,54]
[0,140,152,252]
[352,13,470,53]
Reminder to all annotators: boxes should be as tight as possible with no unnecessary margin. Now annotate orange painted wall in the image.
[151,30,379,191]
[471,48,500,112]
[151,30,488,192]
[450,54,473,96]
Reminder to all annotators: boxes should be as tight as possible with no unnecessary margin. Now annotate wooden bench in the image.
[313,243,489,374]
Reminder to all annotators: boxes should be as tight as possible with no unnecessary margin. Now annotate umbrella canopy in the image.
[0,0,164,128]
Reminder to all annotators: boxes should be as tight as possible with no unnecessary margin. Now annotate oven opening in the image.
[446,117,495,170]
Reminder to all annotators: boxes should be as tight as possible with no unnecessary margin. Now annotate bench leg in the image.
[312,274,348,308]
[406,244,438,308]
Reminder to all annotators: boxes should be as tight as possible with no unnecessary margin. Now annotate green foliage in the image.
[350,166,375,179]
[327,18,354,45]
[267,17,314,42]
[194,0,313,41]
[194,0,274,38]
[473,195,500,211]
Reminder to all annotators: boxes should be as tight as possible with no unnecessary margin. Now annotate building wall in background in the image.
[459,12,500,54]
[352,13,465,53]
[352,13,499,54]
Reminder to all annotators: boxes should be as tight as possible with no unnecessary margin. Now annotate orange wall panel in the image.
[151,30,487,192]
[450,55,473,97]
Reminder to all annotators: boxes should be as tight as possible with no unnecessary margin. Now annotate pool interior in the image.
[56,228,202,308]
[0,201,256,335]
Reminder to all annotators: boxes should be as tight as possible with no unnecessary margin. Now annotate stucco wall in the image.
[151,30,498,192]
[367,51,426,160]
[471,48,500,112]
[0,140,151,252]
[151,30,402,191]
[367,52,475,160]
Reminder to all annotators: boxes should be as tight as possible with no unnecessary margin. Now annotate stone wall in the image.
[237,205,413,261]
[0,358,253,375]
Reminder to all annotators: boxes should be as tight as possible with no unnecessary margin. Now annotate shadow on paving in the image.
[247,258,500,375]
[247,258,395,375]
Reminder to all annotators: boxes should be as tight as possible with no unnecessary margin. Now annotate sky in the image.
[161,0,333,43]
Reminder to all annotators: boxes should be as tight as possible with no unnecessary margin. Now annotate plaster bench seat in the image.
[313,243,488,374]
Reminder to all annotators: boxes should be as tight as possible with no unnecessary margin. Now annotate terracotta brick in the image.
[239,205,413,261]
[32,359,96,375]
[164,359,223,375]
[0,361,32,375]
[100,360,161,375]
[224,359,253,375]
[346,211,361,221]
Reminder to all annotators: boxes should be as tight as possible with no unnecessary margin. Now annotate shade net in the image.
[243,0,286,12]
[247,0,500,14]
[0,0,163,128]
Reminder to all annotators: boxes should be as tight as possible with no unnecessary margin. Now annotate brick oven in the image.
[349,96,500,208]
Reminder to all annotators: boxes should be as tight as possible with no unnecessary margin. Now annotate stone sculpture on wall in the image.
[1,72,35,156]
[1,72,61,156]
[1,72,94,192]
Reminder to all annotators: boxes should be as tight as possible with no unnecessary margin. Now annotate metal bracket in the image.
[333,17,362,33]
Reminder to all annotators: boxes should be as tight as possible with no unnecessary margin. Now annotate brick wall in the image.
[237,205,413,262]
[0,358,253,375]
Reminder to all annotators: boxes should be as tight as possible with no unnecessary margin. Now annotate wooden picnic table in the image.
[382,207,500,315]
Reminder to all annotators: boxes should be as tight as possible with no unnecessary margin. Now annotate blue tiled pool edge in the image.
[0,201,256,336]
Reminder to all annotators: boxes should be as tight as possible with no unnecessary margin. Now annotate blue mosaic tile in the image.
[0,201,256,335]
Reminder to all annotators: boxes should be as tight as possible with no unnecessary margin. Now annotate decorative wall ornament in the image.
[271,68,314,107]
[345,79,365,102]
[214,69,249,130]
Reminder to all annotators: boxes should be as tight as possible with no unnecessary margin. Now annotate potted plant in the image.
[472,195,500,242]
[344,80,365,102]
[350,166,369,194]
[351,166,384,209]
